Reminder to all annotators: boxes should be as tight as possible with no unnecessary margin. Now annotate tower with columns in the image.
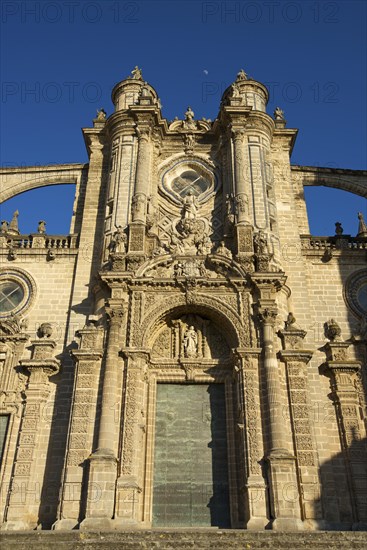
[0,67,366,533]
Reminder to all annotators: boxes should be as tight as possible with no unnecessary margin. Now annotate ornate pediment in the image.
[136,254,247,281]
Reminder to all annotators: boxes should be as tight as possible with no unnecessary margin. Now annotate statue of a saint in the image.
[236,69,248,81]
[254,231,268,254]
[183,326,198,358]
[183,192,198,220]
[131,66,143,80]
[109,226,127,254]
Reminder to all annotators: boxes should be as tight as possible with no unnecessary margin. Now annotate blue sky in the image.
[0,0,366,235]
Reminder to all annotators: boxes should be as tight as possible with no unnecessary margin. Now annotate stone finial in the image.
[96,108,107,121]
[274,107,285,121]
[335,222,343,236]
[8,210,20,235]
[357,212,367,237]
[38,220,46,234]
[325,319,342,342]
[1,220,8,233]
[130,66,143,80]
[284,312,296,330]
[38,322,53,339]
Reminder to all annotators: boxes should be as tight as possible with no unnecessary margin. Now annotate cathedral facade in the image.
[0,68,366,532]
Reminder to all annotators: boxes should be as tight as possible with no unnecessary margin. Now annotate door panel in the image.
[152,384,230,527]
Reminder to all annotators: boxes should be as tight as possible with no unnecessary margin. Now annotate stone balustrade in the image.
[300,234,367,252]
[0,233,79,249]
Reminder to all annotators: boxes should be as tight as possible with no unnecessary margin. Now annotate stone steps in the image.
[1,530,367,550]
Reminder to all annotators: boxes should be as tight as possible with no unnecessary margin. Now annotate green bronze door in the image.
[152,384,230,527]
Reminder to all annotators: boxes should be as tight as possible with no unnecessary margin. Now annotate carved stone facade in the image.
[0,68,366,533]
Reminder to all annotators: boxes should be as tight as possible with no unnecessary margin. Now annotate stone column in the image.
[4,339,59,530]
[321,339,367,528]
[80,303,125,529]
[252,274,303,530]
[234,349,268,529]
[232,128,250,225]
[128,126,152,256]
[114,350,149,527]
[278,329,323,528]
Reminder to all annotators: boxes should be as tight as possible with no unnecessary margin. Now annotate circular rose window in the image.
[0,269,36,318]
[344,269,367,319]
[161,159,218,205]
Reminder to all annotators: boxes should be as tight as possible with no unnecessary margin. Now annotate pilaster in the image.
[278,329,323,527]
[234,349,268,529]
[4,339,59,530]
[53,324,103,531]
[321,339,367,528]
[114,349,150,527]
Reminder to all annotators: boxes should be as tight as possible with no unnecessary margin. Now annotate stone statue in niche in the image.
[109,226,127,254]
[183,325,198,358]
